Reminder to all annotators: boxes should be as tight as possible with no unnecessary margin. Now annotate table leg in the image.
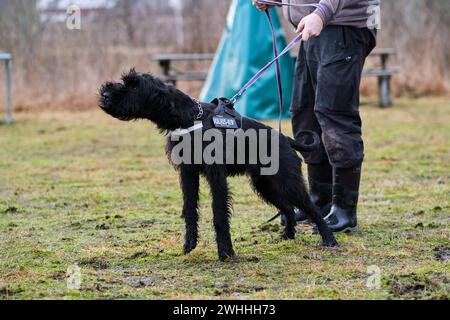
[159,60,177,86]
[378,53,393,108]
[6,59,13,124]
[378,74,392,108]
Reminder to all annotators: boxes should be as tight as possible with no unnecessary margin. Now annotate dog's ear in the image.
[122,69,140,87]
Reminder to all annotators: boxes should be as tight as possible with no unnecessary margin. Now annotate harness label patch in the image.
[212,115,238,129]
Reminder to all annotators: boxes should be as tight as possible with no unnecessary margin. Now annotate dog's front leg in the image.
[206,169,235,261]
[180,166,200,255]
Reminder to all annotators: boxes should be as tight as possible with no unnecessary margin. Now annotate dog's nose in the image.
[102,92,111,100]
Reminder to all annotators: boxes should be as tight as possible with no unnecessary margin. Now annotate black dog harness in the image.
[204,98,242,131]
[171,98,242,137]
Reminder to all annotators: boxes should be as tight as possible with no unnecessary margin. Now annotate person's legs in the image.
[313,26,375,233]
[281,43,333,226]
[291,42,328,166]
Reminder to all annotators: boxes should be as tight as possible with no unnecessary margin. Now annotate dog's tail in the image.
[287,130,321,152]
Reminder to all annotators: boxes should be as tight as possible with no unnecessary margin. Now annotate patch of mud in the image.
[1,206,26,215]
[79,257,110,270]
[213,283,265,296]
[124,277,156,288]
[230,256,261,264]
[434,246,450,262]
[116,219,156,229]
[128,251,149,260]
[404,210,425,219]
[414,222,441,229]
[3,206,18,214]
[95,223,110,230]
[387,273,443,299]
[0,286,23,298]
[50,271,67,281]
[253,223,280,234]
[67,222,82,230]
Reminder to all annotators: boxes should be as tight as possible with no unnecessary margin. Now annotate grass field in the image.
[0,98,449,300]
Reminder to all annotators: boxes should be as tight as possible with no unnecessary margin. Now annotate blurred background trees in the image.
[380,0,450,95]
[0,0,43,80]
[0,0,449,110]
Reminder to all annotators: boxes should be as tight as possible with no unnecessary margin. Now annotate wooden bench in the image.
[150,53,214,87]
[363,48,400,108]
[151,49,400,108]
[0,52,13,124]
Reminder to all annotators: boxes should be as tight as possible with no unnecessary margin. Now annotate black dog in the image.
[99,70,338,261]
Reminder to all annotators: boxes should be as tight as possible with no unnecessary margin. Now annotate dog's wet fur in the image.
[99,70,337,261]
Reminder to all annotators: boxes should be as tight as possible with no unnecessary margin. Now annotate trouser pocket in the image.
[317,52,362,114]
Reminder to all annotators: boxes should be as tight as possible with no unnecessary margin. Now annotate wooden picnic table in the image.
[150,53,215,86]
[0,52,13,124]
[151,48,400,108]
[363,48,400,107]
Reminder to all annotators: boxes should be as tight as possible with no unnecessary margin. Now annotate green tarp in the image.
[200,0,295,120]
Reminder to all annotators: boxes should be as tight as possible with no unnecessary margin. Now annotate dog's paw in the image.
[280,231,296,240]
[322,238,339,247]
[218,248,236,262]
[183,239,198,255]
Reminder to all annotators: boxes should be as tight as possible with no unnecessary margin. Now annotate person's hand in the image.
[296,13,324,41]
[252,0,272,11]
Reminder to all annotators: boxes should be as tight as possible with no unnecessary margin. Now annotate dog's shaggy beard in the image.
[99,70,195,131]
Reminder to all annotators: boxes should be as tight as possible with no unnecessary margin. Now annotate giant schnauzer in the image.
[99,70,338,261]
